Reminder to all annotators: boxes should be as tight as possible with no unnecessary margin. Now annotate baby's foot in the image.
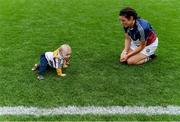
[32,64,39,71]
[37,75,45,80]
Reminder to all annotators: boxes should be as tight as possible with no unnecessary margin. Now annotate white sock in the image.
[144,57,150,63]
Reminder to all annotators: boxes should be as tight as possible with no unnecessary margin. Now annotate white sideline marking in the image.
[1,106,180,116]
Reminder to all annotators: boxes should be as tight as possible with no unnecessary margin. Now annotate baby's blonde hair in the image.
[60,44,71,53]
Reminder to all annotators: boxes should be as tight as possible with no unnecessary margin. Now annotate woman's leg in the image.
[126,42,158,65]
[127,53,148,65]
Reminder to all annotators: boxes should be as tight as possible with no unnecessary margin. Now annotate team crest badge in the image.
[146,49,150,53]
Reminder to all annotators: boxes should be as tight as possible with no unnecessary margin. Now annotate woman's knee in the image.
[127,58,137,65]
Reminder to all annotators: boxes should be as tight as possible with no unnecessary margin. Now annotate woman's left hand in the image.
[123,54,129,61]
[120,54,128,62]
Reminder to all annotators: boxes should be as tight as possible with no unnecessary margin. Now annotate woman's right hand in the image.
[120,51,127,62]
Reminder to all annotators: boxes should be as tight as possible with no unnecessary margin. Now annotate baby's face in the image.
[63,52,71,59]
[61,49,71,60]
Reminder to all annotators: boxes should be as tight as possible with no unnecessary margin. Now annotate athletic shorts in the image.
[130,38,158,57]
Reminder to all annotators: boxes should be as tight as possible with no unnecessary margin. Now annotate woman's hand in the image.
[120,51,128,62]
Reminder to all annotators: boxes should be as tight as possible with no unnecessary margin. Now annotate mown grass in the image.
[0,0,180,120]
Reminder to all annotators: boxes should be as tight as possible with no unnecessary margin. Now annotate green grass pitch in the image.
[0,0,180,120]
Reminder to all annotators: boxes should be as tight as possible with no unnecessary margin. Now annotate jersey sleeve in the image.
[138,27,146,42]
[56,68,62,76]
[55,58,63,76]
[137,20,150,42]
[55,58,63,69]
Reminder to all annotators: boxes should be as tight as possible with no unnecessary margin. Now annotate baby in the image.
[32,44,72,80]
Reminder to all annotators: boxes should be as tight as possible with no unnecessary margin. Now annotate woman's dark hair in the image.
[119,7,138,20]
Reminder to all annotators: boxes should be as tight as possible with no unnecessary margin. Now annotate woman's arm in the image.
[126,40,146,58]
[120,33,131,62]
[122,33,131,53]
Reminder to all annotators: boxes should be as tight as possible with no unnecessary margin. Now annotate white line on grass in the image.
[1,106,180,116]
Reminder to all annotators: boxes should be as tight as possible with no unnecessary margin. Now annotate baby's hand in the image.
[61,74,66,77]
[63,64,68,68]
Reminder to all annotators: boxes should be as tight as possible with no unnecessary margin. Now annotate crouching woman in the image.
[119,7,158,65]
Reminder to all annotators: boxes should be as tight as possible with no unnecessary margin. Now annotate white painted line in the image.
[0,106,180,116]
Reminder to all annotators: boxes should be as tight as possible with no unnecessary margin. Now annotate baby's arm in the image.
[63,58,70,68]
[55,58,66,77]
[56,68,66,77]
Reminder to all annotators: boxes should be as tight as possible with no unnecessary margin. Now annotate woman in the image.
[119,7,158,65]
